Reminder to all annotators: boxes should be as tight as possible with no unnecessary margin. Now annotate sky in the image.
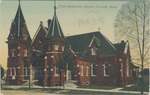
[0,0,127,69]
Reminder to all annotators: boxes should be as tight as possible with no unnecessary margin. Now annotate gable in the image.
[32,22,47,51]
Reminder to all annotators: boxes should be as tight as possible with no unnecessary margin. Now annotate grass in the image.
[78,84,117,90]
[2,89,139,95]
[121,83,149,92]
[61,90,139,95]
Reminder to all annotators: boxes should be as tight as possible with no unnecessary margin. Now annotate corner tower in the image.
[44,0,66,86]
[6,0,32,85]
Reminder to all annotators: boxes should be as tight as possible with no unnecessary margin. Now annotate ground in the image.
[1,84,149,95]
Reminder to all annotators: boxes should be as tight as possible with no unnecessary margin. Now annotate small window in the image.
[126,58,129,77]
[24,67,28,75]
[23,49,27,57]
[47,67,50,75]
[62,46,64,51]
[81,65,84,76]
[91,63,96,76]
[91,46,97,55]
[86,66,89,76]
[9,68,12,76]
[11,49,15,57]
[54,66,59,76]
[104,61,110,76]
[55,45,59,51]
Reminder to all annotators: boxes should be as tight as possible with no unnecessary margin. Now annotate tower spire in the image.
[19,0,20,5]
[54,0,57,15]
[18,0,21,37]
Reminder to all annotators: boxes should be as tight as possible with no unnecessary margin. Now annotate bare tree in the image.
[114,0,150,94]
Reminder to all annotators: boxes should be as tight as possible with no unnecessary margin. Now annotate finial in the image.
[54,0,57,15]
[19,0,20,5]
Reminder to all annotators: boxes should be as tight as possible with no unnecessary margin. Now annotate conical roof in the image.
[8,1,31,42]
[45,2,65,42]
[46,14,65,39]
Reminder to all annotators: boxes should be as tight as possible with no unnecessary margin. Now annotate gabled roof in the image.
[32,21,48,45]
[67,31,117,57]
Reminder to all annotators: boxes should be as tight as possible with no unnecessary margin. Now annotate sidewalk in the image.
[2,85,149,95]
[65,87,149,95]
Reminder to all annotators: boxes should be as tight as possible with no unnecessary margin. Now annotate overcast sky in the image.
[0,0,127,69]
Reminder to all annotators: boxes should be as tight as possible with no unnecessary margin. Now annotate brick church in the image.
[6,1,138,87]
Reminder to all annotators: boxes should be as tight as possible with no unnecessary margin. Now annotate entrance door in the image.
[66,70,72,80]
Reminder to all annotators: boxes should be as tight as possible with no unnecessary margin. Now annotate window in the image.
[11,49,15,57]
[47,67,50,76]
[10,67,16,76]
[62,46,64,51]
[104,61,110,76]
[81,65,84,76]
[55,45,59,51]
[9,68,12,76]
[86,66,89,76]
[91,63,96,76]
[91,46,97,55]
[23,49,27,57]
[54,66,59,76]
[126,58,129,77]
[24,67,28,75]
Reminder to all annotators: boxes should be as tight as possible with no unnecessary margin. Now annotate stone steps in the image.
[64,80,78,88]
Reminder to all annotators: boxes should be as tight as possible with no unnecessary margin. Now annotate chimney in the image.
[121,40,125,43]
[47,19,52,28]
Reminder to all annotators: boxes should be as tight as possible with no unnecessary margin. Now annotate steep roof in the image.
[32,21,48,45]
[45,7,65,39]
[8,2,31,41]
[67,31,117,57]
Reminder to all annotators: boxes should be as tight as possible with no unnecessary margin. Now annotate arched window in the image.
[23,49,27,57]
[9,68,12,76]
[24,67,28,75]
[86,66,89,76]
[91,63,96,76]
[55,45,59,51]
[81,65,84,76]
[11,49,15,57]
[104,61,110,76]
[54,66,59,76]
[91,46,97,55]
[126,58,129,77]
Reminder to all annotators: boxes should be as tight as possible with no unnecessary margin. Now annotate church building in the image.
[6,1,137,87]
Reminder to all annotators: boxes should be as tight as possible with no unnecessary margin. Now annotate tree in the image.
[56,47,74,89]
[114,0,150,94]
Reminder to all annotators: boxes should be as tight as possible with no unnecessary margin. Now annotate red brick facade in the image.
[6,2,134,87]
